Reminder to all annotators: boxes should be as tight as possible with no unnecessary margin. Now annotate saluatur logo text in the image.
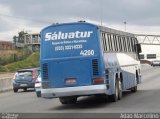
[45,31,93,41]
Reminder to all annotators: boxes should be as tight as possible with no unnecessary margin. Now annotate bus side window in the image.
[125,37,130,52]
[105,33,110,52]
[122,37,127,52]
[110,34,115,52]
[116,35,120,52]
[118,36,122,52]
[134,38,138,53]
[126,37,129,52]
[101,33,106,52]
[131,38,135,52]
[104,33,108,51]
[107,34,112,52]
[127,37,132,52]
[130,37,133,52]
[113,35,118,52]
[120,36,124,52]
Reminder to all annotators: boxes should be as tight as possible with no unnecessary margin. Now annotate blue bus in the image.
[40,22,141,104]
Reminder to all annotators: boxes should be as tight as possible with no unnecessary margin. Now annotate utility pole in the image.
[124,21,127,32]
[100,0,103,27]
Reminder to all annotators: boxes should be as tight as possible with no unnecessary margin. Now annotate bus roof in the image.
[41,21,135,37]
[99,25,135,37]
[41,22,97,32]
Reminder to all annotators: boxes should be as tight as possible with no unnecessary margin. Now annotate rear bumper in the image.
[13,81,35,89]
[152,63,160,66]
[35,83,41,91]
[35,86,41,92]
[41,84,107,98]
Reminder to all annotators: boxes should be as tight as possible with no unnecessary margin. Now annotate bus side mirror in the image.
[136,44,141,53]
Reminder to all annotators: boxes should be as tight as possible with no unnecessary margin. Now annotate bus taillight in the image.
[93,78,105,84]
[42,82,49,88]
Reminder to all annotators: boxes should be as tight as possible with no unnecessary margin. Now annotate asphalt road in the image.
[0,64,160,114]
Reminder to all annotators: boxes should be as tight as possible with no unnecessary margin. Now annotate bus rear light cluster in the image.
[42,82,49,89]
[93,78,105,84]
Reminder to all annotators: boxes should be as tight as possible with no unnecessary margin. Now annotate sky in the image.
[0,0,160,41]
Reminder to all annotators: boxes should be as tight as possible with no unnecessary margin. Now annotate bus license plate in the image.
[65,79,76,84]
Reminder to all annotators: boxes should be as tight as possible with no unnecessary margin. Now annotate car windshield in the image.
[16,71,32,79]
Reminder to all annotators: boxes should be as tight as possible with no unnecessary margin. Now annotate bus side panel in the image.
[103,52,140,94]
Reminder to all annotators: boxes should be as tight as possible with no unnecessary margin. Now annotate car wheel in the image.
[13,88,18,93]
[36,91,41,97]
[23,88,27,91]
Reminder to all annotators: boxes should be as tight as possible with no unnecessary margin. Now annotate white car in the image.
[151,60,160,66]
[35,73,42,97]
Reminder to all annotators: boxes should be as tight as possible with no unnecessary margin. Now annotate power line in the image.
[0,13,53,24]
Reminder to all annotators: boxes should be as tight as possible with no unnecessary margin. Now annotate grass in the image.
[0,72,15,78]
[1,52,40,72]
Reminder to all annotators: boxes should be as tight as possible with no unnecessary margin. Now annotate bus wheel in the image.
[131,86,137,92]
[108,80,119,102]
[131,72,138,92]
[118,80,122,100]
[59,97,77,104]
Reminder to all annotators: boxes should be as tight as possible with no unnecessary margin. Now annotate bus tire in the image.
[108,80,119,102]
[131,72,138,92]
[118,79,122,100]
[59,97,77,104]
[131,86,137,92]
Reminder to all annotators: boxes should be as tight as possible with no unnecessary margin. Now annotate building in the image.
[0,41,14,50]
[136,34,160,62]
[15,33,40,51]
[24,33,40,45]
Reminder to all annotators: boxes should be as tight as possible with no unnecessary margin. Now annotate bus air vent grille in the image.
[92,59,99,76]
[43,63,48,80]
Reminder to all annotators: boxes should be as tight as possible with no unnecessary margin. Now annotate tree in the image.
[13,31,28,43]
[18,31,28,43]
[13,36,17,44]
